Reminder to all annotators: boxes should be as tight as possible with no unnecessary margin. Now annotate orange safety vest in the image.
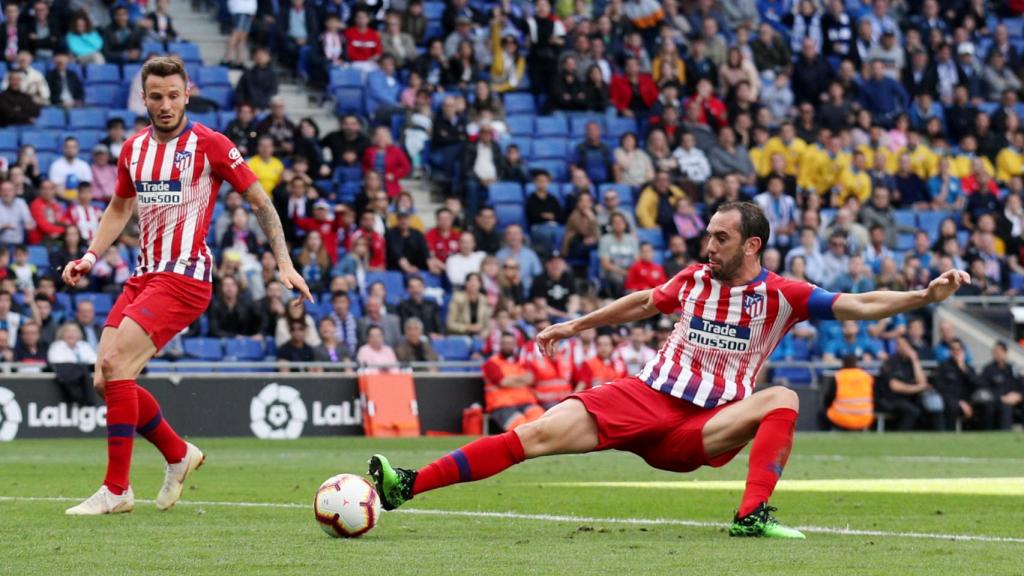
[483,354,539,411]
[523,343,573,405]
[827,368,875,430]
[580,355,628,390]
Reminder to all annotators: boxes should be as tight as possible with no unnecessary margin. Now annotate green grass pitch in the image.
[3,433,1023,575]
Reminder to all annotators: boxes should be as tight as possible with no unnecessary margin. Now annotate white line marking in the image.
[545,477,1024,496]
[2,496,1022,544]
[797,455,1024,465]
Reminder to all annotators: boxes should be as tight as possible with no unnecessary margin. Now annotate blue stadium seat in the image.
[423,1,445,19]
[895,233,915,252]
[20,130,62,153]
[121,63,141,82]
[637,228,665,250]
[329,67,363,89]
[84,63,121,84]
[85,84,121,107]
[365,271,406,305]
[916,211,949,238]
[68,108,107,129]
[365,70,402,113]
[424,19,443,41]
[26,245,49,267]
[893,210,915,229]
[434,336,471,361]
[488,181,524,204]
[774,367,813,386]
[506,135,532,158]
[197,65,231,88]
[791,338,812,361]
[147,359,175,373]
[190,111,218,128]
[333,87,365,115]
[75,292,114,314]
[0,129,17,152]
[36,152,57,173]
[202,87,233,110]
[1004,17,1024,38]
[606,116,637,138]
[337,181,362,203]
[506,114,534,135]
[167,42,202,64]
[333,165,363,183]
[529,160,567,182]
[141,41,165,59]
[36,107,67,128]
[55,292,73,314]
[223,338,264,361]
[535,116,568,137]
[217,110,236,130]
[71,130,104,151]
[1012,273,1024,292]
[599,183,634,205]
[183,337,224,360]
[504,92,536,115]
[532,138,567,160]
[569,115,604,138]
[106,109,136,127]
[494,202,528,230]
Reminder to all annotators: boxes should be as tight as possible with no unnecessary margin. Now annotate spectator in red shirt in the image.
[348,210,387,270]
[624,242,667,291]
[425,207,460,264]
[610,57,658,117]
[683,78,727,130]
[28,180,69,245]
[362,125,411,198]
[344,8,382,71]
[294,199,348,265]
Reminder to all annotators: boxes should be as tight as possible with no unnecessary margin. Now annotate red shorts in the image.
[567,377,744,473]
[105,272,212,350]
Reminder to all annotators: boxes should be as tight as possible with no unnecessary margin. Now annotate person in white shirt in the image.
[1,50,51,106]
[48,136,93,195]
[47,322,98,365]
[753,175,798,252]
[672,132,711,184]
[0,290,24,348]
[616,324,656,376]
[446,231,486,288]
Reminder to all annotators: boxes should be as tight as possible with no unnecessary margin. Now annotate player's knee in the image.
[99,348,124,381]
[766,386,800,413]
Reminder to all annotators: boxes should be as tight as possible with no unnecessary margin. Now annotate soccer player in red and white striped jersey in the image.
[369,201,970,539]
[62,56,312,516]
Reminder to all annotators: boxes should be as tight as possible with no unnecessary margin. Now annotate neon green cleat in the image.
[728,503,806,539]
[368,454,417,511]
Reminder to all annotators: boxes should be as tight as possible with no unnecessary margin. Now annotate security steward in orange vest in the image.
[482,332,545,430]
[825,355,875,430]
[577,334,628,391]
[523,319,575,409]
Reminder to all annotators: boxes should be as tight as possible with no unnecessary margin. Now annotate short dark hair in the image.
[841,354,858,369]
[141,55,189,90]
[995,340,1008,352]
[714,201,770,255]
[331,291,350,303]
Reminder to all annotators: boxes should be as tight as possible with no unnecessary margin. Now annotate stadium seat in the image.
[141,41,165,59]
[190,111,218,128]
[70,130,104,151]
[434,336,472,361]
[167,41,202,64]
[202,87,234,110]
[506,135,532,158]
[68,108,107,129]
[535,116,568,137]
[895,233,915,251]
[223,338,264,361]
[503,93,536,115]
[892,210,915,230]
[569,115,604,138]
[916,211,948,238]
[121,63,141,82]
[606,116,638,138]
[494,202,528,230]
[423,1,445,20]
[365,271,406,305]
[532,138,567,160]
[85,84,121,107]
[106,108,136,127]
[637,228,665,250]
[365,71,402,113]
[328,67,363,90]
[488,181,524,204]
[774,366,813,386]
[36,107,67,129]
[197,65,231,88]
[333,87,365,115]
[183,337,224,360]
[529,160,567,182]
[26,245,49,267]
[36,152,57,173]
[217,110,236,130]
[506,115,534,135]
[84,63,121,84]
[54,292,73,314]
[0,129,17,152]
[598,183,634,205]
[20,130,62,153]
[333,165,364,183]
[75,292,114,314]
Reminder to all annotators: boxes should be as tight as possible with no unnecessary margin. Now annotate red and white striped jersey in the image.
[616,342,657,376]
[69,203,102,242]
[116,121,258,282]
[639,264,839,409]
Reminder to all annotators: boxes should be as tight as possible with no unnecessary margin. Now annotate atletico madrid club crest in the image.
[174,150,193,171]
[743,293,764,317]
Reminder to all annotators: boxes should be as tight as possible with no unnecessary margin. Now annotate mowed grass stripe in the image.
[545,477,1024,496]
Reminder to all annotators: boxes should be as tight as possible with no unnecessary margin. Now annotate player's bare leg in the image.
[701,386,805,539]
[369,400,598,510]
[66,318,203,515]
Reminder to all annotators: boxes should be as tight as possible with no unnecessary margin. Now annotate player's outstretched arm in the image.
[61,195,136,286]
[537,289,660,357]
[244,181,314,303]
[833,269,970,321]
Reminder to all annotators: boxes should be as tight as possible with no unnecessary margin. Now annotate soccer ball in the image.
[314,474,382,538]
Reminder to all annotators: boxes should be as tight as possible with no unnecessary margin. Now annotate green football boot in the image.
[728,503,806,539]
[368,454,417,511]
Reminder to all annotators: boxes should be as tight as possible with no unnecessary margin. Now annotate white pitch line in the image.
[1,496,1022,544]
[797,455,1024,465]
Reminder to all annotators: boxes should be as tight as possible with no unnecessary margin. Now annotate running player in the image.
[369,201,969,538]
[63,56,312,515]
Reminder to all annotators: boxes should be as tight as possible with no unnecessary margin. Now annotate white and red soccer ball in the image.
[314,474,382,538]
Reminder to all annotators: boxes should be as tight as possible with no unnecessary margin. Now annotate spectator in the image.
[385,209,434,274]
[550,54,586,112]
[348,210,386,270]
[30,293,58,346]
[14,320,47,371]
[934,338,982,431]
[313,317,351,366]
[0,179,34,245]
[102,5,142,64]
[859,59,908,127]
[672,132,712,186]
[447,272,491,337]
[624,242,667,292]
[574,122,614,185]
[91,246,130,293]
[495,225,543,293]
[0,71,40,126]
[822,320,885,363]
[48,137,92,196]
[47,322,97,404]
[471,206,501,255]
[610,57,658,118]
[598,212,638,297]
[562,191,600,262]
[224,104,260,157]
[613,132,654,187]
[248,136,285,193]
[663,235,691,278]
[481,332,542,431]
[2,51,49,106]
[147,0,178,42]
[44,52,84,107]
[322,115,369,170]
[66,12,104,65]
[874,336,939,431]
[325,292,357,354]
[791,37,831,105]
[344,7,383,73]
[753,175,797,253]
[296,230,331,295]
[0,290,23,346]
[830,255,875,294]
[223,0,256,68]
[277,319,320,371]
[27,180,69,245]
[530,252,577,319]
[980,341,1024,430]
[71,300,100,350]
[395,316,438,366]
[209,276,262,338]
[362,126,410,199]
[22,0,62,60]
[356,325,399,373]
[576,333,627,391]
[279,0,319,70]
[398,276,442,338]
[234,46,278,111]
[582,63,610,112]
[823,354,874,430]
[446,231,485,288]
[983,52,1022,102]
[61,183,94,248]
[381,10,416,68]
[356,295,401,347]
[274,299,320,349]
[524,170,563,255]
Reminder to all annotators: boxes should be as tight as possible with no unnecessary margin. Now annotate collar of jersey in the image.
[148,119,193,143]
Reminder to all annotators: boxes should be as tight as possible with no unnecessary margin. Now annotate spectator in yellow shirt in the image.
[748,125,773,177]
[635,171,686,229]
[798,131,849,198]
[247,135,285,195]
[996,131,1024,184]
[950,135,995,178]
[835,151,873,206]
[763,122,807,176]
[856,125,893,171]
[893,132,939,179]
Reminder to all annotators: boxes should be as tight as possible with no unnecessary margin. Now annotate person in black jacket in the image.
[321,114,369,169]
[462,125,506,218]
[791,37,832,105]
[396,275,442,339]
[902,50,936,98]
[385,210,432,273]
[550,54,586,112]
[224,103,260,156]
[21,0,64,59]
[278,0,319,70]
[209,276,263,337]
[0,71,40,127]
[934,338,982,431]
[429,95,467,190]
[234,46,279,111]
[102,5,143,64]
[45,52,84,107]
[980,341,1024,430]
[582,64,610,112]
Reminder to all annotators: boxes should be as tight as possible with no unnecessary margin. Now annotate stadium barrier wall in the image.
[0,374,484,441]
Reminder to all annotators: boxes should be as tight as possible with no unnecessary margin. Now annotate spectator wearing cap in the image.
[0,71,40,126]
[385,208,434,274]
[235,46,279,111]
[45,52,84,107]
[89,144,117,202]
[363,126,410,199]
[956,42,984,100]
[294,198,346,265]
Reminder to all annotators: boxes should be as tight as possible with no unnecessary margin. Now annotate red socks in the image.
[103,379,139,495]
[136,386,187,464]
[413,431,526,496]
[738,408,798,517]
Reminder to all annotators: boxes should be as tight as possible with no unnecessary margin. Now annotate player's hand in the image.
[536,321,575,358]
[280,266,315,304]
[61,256,93,286]
[926,269,970,303]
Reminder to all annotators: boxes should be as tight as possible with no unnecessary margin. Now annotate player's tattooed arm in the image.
[244,182,315,303]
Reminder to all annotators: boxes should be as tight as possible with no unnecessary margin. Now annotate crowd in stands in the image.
[3,0,1024,431]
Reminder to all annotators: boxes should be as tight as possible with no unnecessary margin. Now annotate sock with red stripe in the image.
[136,386,187,464]
[103,379,139,495]
[738,408,798,518]
[412,431,526,496]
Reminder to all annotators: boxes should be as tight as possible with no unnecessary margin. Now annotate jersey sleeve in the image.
[206,129,259,192]
[651,266,694,314]
[115,141,136,198]
[786,279,841,322]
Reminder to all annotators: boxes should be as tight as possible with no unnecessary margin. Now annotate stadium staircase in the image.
[935,303,1024,366]
[171,2,437,227]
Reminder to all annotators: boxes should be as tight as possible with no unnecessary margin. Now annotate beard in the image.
[149,108,185,135]
[709,251,744,282]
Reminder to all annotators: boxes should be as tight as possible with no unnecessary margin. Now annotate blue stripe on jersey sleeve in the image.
[807,287,838,320]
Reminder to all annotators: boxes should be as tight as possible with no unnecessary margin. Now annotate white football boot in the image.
[65,485,135,515]
[155,442,205,511]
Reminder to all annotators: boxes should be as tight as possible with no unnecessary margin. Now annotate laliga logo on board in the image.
[250,383,307,439]
[0,387,23,441]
